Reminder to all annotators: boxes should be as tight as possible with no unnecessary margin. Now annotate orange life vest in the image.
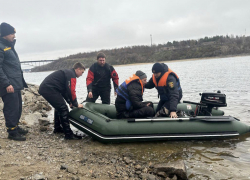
[152,68,179,87]
[116,74,144,110]
[152,69,180,101]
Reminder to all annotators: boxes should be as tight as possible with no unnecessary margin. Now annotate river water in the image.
[23,56,250,179]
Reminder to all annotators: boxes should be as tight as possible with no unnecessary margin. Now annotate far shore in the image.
[113,54,250,67]
[29,54,250,72]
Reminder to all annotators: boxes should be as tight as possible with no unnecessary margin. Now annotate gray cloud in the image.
[1,0,249,61]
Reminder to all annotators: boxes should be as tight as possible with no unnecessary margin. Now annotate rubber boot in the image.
[59,108,82,140]
[53,109,64,133]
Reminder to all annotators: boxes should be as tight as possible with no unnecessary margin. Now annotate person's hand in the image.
[69,103,73,108]
[146,103,151,106]
[78,104,83,108]
[88,92,93,98]
[170,112,178,118]
[114,91,117,96]
[6,85,14,93]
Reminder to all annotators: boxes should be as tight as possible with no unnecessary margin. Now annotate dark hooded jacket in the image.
[0,37,27,97]
[115,79,147,114]
[145,63,182,112]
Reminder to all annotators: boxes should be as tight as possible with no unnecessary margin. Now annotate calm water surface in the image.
[24,56,250,179]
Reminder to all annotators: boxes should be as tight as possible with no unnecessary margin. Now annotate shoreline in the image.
[28,54,250,72]
[113,54,250,67]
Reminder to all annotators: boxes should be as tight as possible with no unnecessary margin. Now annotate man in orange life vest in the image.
[145,63,182,118]
[115,70,154,119]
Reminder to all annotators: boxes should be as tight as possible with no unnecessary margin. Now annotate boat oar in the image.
[127,116,236,122]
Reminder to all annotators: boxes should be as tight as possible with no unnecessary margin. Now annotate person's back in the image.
[39,70,66,93]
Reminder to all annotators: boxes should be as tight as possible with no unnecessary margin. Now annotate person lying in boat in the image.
[145,63,182,118]
[115,70,155,119]
[38,62,85,140]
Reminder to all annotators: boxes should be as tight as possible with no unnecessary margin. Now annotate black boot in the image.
[53,127,64,133]
[54,109,64,133]
[65,134,82,140]
[8,131,26,141]
[58,107,81,140]
[17,126,28,135]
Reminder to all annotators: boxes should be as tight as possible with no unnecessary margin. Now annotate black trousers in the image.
[117,102,155,119]
[39,89,73,136]
[1,91,22,133]
[86,88,111,104]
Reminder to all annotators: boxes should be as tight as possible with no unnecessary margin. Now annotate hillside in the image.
[32,35,250,72]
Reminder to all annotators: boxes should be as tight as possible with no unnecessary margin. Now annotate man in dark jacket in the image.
[86,52,119,104]
[115,70,154,119]
[145,63,182,118]
[39,62,85,140]
[0,22,28,141]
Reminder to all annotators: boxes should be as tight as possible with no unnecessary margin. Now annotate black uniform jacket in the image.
[0,38,27,97]
[39,69,78,107]
[115,80,146,113]
[145,64,182,112]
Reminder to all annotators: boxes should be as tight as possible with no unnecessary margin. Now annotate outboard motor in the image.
[183,91,227,116]
[199,92,227,115]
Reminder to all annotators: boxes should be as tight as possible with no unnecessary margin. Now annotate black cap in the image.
[152,63,164,73]
[0,22,16,37]
[135,70,147,79]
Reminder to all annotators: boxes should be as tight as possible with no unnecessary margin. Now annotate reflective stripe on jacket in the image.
[116,74,144,110]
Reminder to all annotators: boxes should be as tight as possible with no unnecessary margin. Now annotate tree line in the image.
[32,35,250,72]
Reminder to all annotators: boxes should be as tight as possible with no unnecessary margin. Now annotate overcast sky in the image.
[1,0,250,61]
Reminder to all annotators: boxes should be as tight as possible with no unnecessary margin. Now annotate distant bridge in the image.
[20,60,55,66]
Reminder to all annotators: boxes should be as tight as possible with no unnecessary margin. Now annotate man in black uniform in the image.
[86,52,119,104]
[39,62,85,140]
[0,22,28,141]
[115,70,154,119]
[145,63,182,118]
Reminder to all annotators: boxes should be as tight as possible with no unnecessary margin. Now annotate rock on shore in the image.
[0,84,188,180]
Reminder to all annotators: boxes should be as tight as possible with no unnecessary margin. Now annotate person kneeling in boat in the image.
[115,70,155,119]
[39,62,85,140]
[145,63,182,118]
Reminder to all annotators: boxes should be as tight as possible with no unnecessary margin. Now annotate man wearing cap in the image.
[86,52,119,104]
[0,22,28,141]
[115,70,154,119]
[145,63,182,118]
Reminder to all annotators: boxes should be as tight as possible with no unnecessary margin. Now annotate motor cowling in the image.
[200,92,227,108]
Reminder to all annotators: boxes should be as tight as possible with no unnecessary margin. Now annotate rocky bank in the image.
[0,84,188,180]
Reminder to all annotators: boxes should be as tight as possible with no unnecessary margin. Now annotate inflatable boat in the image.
[68,92,250,143]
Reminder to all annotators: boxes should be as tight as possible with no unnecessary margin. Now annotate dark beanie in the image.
[135,70,147,80]
[152,63,164,73]
[97,52,106,59]
[0,22,16,37]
